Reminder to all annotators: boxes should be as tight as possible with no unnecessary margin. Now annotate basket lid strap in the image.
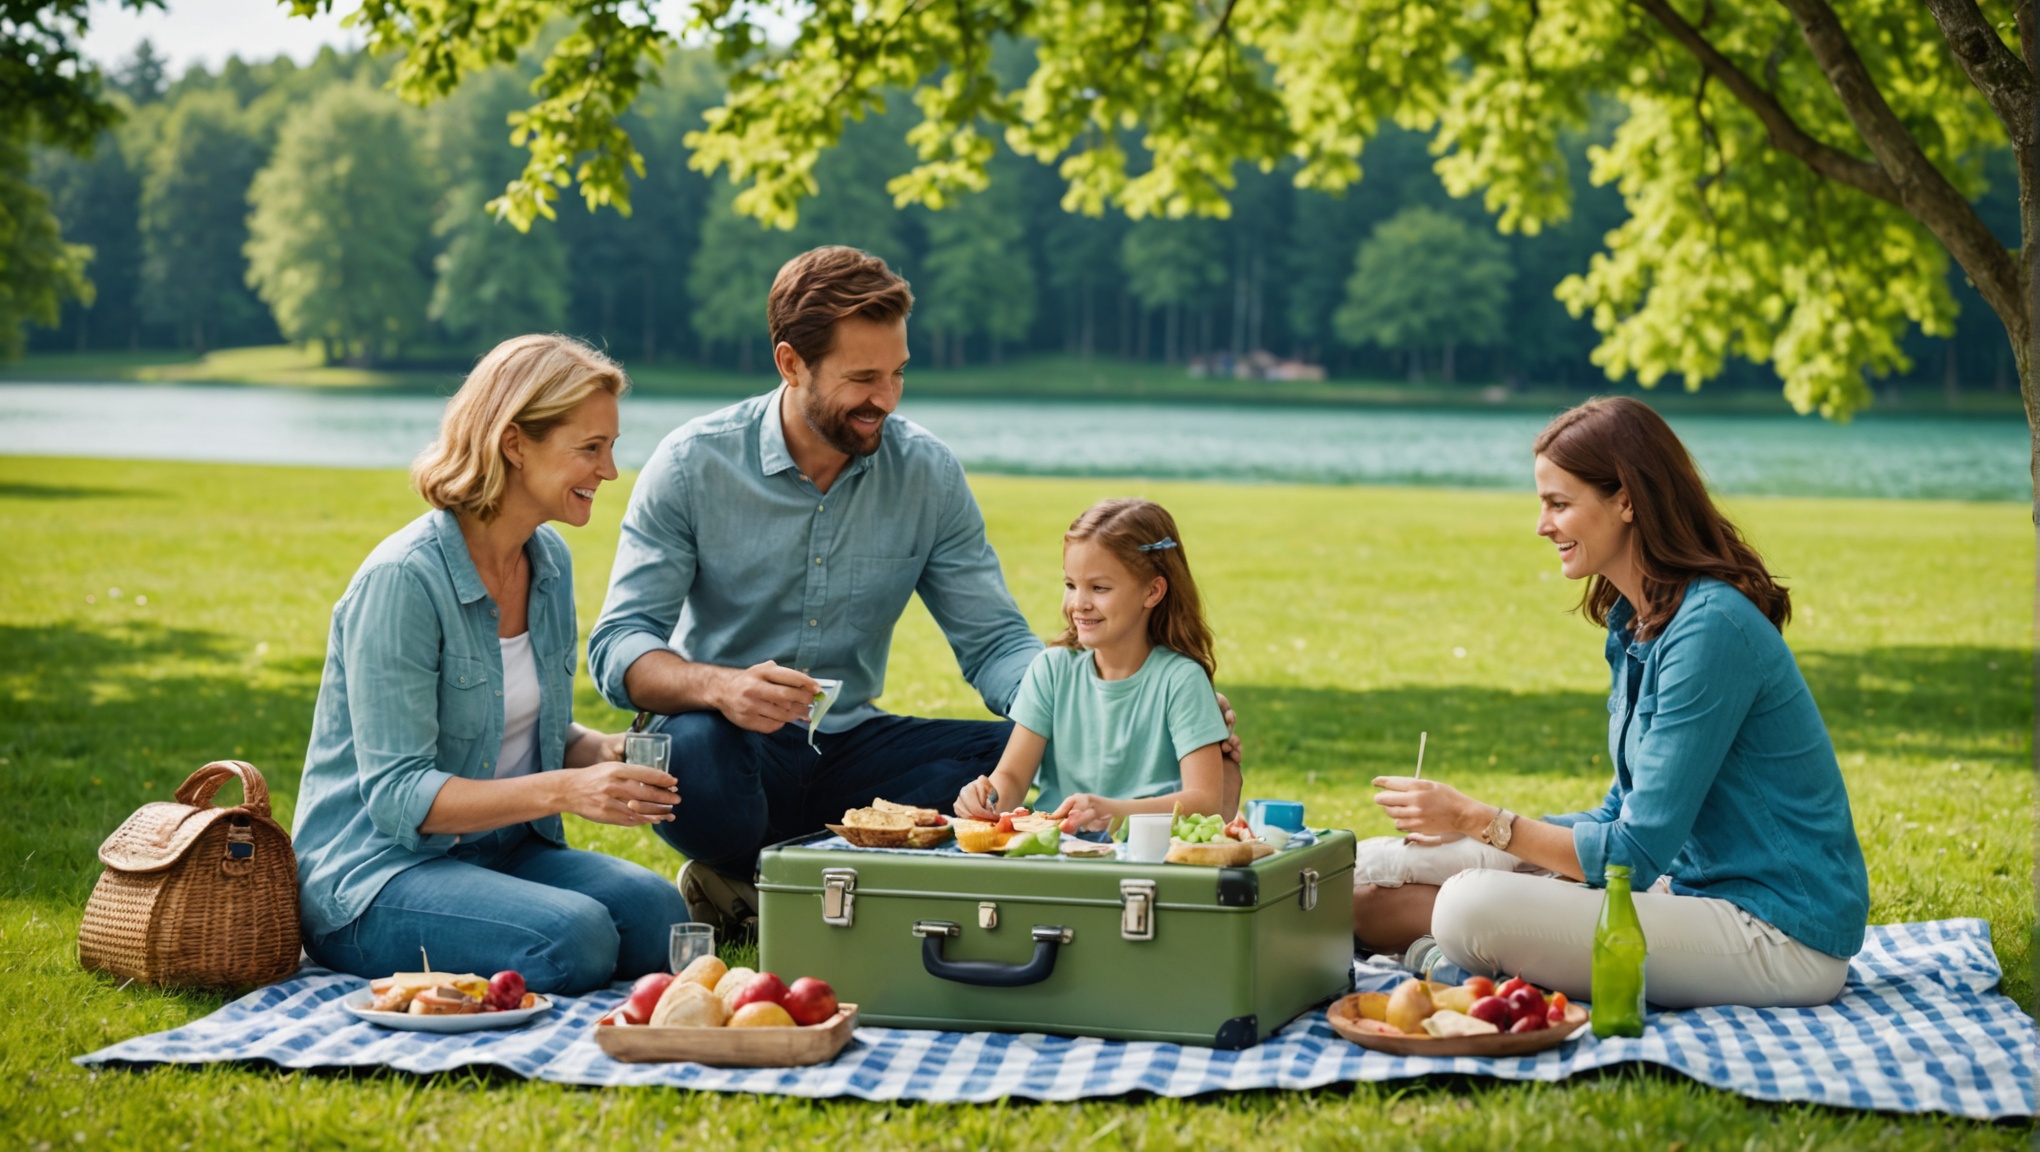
[174,760,272,817]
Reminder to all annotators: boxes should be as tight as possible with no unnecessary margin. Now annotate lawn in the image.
[0,455,2030,1148]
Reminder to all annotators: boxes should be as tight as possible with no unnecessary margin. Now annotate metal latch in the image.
[1120,878,1156,941]
[913,919,961,938]
[1299,868,1320,912]
[821,867,857,927]
[979,902,999,930]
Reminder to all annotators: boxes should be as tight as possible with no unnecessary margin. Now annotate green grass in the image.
[6,345,2027,416]
[0,457,2031,1148]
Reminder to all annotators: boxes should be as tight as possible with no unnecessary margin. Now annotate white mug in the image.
[1126,813,1173,863]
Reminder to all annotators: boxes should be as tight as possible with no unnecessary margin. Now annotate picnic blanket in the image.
[77,918,2034,1119]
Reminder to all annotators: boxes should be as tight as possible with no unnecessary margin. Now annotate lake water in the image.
[0,382,2029,501]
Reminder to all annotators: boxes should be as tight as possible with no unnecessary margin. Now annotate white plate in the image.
[341,988,553,1032]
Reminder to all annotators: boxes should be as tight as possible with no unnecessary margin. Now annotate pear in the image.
[1353,991,1391,1022]
[1432,985,1477,1015]
[1385,978,1435,1035]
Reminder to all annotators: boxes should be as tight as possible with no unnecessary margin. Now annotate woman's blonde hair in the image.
[1050,498,1218,679]
[411,334,629,520]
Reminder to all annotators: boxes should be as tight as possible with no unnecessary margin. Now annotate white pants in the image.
[1429,868,1850,1009]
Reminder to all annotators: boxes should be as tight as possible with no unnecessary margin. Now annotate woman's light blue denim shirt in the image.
[291,509,579,938]
[1545,577,1870,959]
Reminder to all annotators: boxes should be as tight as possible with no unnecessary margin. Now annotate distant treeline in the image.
[30,40,2017,391]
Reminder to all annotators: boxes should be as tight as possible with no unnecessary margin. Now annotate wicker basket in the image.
[78,760,302,988]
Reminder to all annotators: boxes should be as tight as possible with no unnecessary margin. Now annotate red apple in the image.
[1468,995,1513,1029]
[1509,1013,1548,1033]
[1506,985,1546,1021]
[728,972,791,1014]
[782,976,839,1026]
[621,972,673,1025]
[1497,976,1530,999]
[484,970,527,1012]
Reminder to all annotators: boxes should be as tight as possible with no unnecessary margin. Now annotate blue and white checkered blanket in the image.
[77,919,2033,1118]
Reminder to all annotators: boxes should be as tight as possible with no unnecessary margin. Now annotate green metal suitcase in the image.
[756,829,1356,1048]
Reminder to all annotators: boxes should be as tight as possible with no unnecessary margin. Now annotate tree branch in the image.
[1920,0,2033,147]
[1773,0,2024,342]
[1628,0,1899,205]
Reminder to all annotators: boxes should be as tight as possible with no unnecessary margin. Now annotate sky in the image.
[81,0,787,75]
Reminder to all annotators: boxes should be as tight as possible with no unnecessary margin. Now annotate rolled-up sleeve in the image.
[915,457,1044,717]
[1573,609,1758,889]
[589,441,697,710]
[1543,779,1622,830]
[337,565,458,855]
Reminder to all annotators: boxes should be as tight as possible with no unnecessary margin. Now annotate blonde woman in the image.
[293,334,688,995]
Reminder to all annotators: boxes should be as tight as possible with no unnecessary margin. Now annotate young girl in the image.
[955,498,1233,831]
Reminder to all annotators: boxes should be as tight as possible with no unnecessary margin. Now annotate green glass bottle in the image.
[1591,864,1648,1038]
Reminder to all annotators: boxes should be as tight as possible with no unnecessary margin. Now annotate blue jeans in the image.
[651,711,1011,875]
[304,823,688,995]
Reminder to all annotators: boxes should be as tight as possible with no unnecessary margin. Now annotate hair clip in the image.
[1136,536,1179,552]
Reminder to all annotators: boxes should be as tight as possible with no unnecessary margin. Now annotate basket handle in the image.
[174,760,272,817]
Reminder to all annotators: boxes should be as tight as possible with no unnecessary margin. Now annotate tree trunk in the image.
[1081,282,1095,361]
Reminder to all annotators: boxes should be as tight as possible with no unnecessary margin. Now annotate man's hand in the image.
[555,762,680,826]
[1214,690,1242,768]
[717,659,821,733]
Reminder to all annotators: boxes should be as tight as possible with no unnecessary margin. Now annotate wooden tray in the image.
[1326,994,1590,1057]
[595,1004,859,1067]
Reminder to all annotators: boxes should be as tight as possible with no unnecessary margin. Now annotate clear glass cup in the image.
[669,922,715,975]
[624,731,672,771]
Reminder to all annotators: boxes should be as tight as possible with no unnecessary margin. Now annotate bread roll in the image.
[650,979,728,1028]
[714,966,757,1002]
[677,954,728,990]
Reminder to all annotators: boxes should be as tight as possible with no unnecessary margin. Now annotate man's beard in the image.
[798,387,886,458]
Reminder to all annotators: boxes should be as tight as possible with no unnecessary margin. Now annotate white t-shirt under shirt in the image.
[494,632,541,779]
[1006,644,1230,812]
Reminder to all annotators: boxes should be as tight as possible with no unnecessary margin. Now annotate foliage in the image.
[917,161,1037,365]
[2,0,162,150]
[429,183,571,346]
[0,125,92,360]
[244,85,435,364]
[32,129,144,350]
[0,455,2029,1148]
[1335,205,1514,382]
[137,90,271,353]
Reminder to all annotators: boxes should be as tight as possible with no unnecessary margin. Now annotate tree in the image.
[1121,219,1225,365]
[0,127,92,360]
[245,85,434,364]
[430,183,570,348]
[2,2,162,357]
[31,129,144,351]
[918,156,1036,366]
[1335,206,1514,384]
[138,91,272,352]
[321,0,2040,518]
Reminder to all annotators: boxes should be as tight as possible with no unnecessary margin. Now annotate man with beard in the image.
[587,246,1048,933]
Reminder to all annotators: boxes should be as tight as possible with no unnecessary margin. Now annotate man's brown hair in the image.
[1533,396,1790,640]
[768,246,915,369]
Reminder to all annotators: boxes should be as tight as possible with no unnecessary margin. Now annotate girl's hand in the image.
[558,762,680,827]
[1371,776,1487,841]
[1052,793,1116,833]
[955,775,998,820]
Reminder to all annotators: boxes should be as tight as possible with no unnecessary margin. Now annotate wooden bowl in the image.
[1326,994,1590,1057]
[595,1004,860,1067]
[826,823,911,848]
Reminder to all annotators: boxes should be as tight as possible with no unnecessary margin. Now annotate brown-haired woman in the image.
[293,334,689,994]
[956,498,1238,830]
[1352,397,1870,1009]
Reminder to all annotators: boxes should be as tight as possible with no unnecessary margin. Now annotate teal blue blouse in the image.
[1545,577,1871,959]
[291,510,578,938]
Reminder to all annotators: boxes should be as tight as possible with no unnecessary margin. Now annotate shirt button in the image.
[814,557,822,564]
[817,505,825,512]
[494,690,503,697]
[808,619,818,627]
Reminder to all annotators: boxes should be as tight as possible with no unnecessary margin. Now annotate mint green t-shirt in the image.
[1007,644,1230,812]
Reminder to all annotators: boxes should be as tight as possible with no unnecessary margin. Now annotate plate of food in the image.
[1164,812,1276,866]
[1327,975,1589,1057]
[596,956,857,1067]
[342,968,552,1032]
[828,799,954,848]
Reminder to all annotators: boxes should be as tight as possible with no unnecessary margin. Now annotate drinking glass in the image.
[624,731,672,771]
[669,922,715,975]
[1126,813,1173,863]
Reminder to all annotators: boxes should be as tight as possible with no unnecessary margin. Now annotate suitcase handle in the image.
[914,921,1072,988]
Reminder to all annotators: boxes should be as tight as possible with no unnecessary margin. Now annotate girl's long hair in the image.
[1050,498,1218,678]
[1534,396,1789,640]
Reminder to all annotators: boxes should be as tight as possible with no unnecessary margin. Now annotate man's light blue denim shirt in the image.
[292,509,577,938]
[589,387,1042,729]
[1545,577,1870,959]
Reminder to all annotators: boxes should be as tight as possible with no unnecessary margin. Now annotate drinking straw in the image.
[1414,731,1428,780]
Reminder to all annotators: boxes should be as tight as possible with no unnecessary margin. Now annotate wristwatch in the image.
[1481,807,1515,851]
